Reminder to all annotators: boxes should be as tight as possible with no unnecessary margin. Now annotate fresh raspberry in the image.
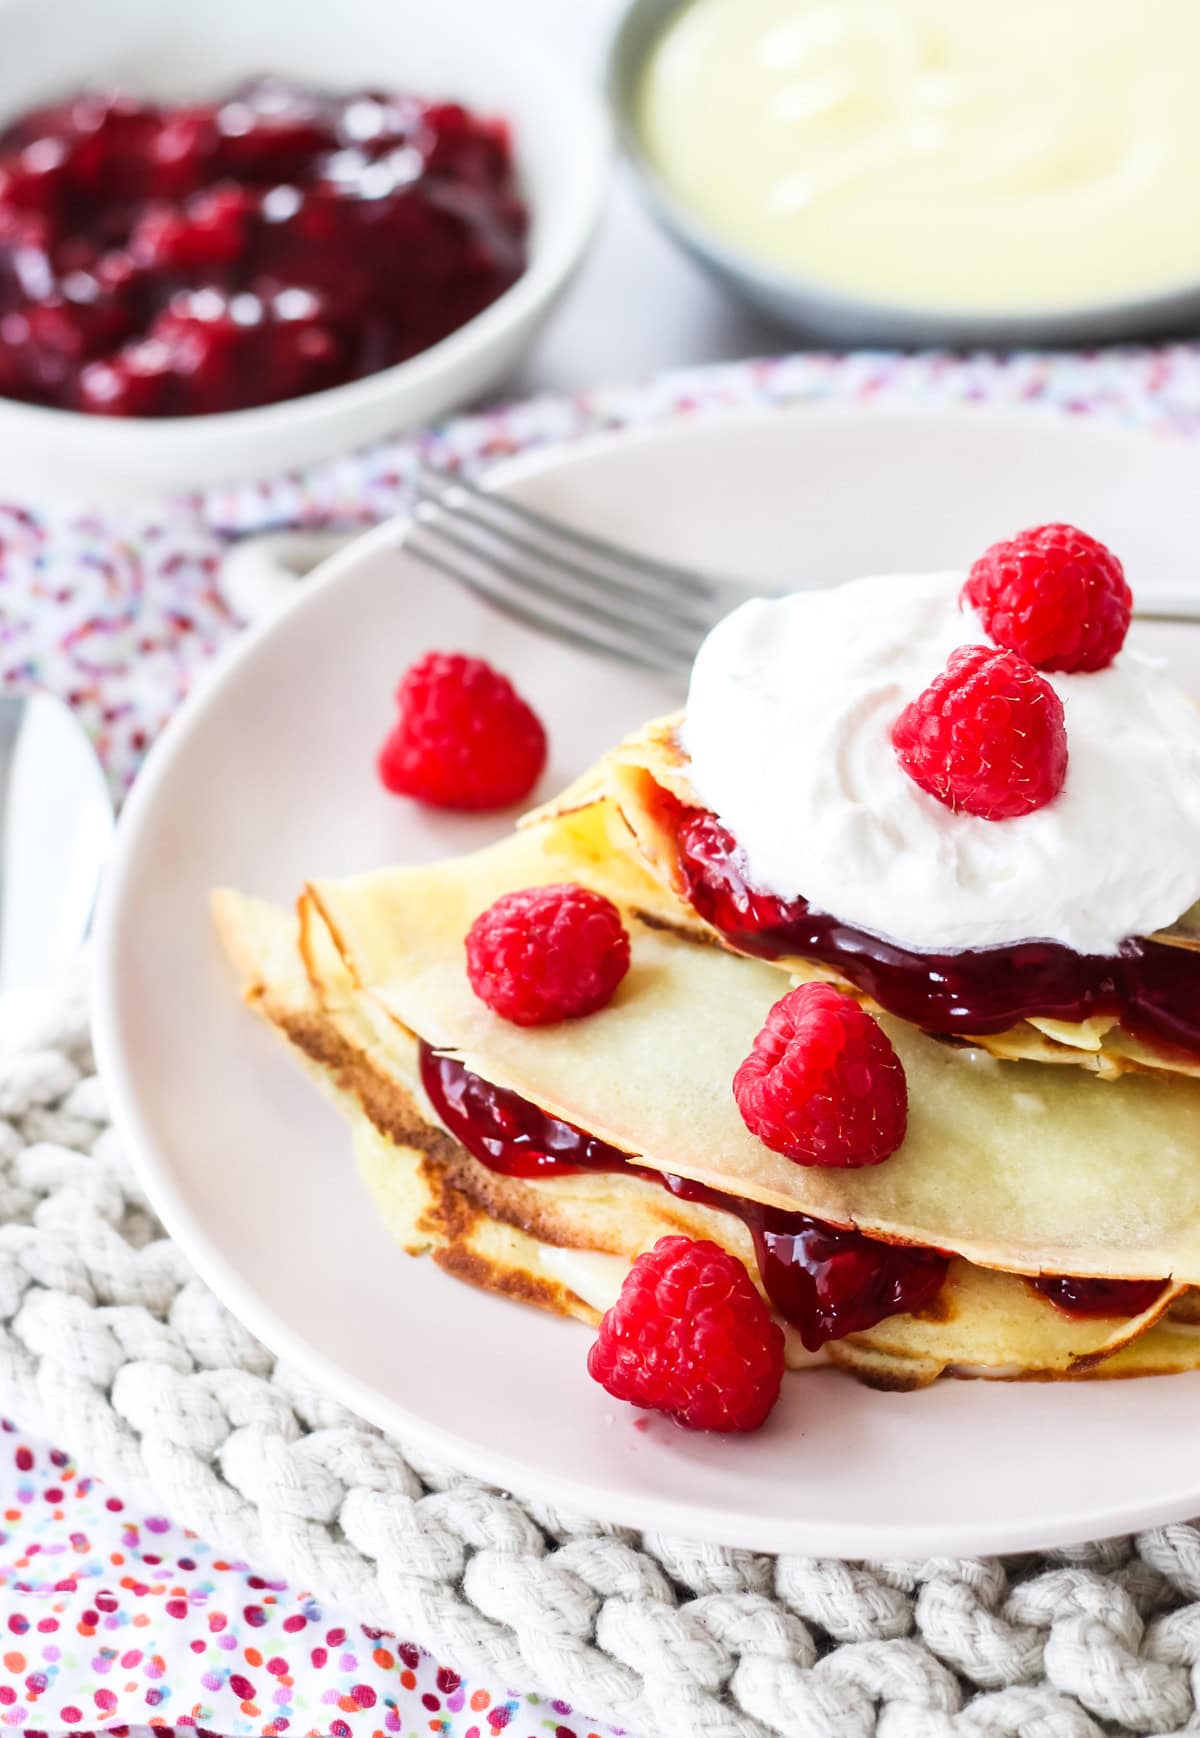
[963,523,1131,673]
[587,1235,785,1432]
[378,652,547,811]
[734,983,907,1168]
[466,883,630,1026]
[891,644,1067,820]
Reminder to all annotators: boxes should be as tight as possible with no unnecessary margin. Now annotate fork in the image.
[403,460,747,675]
[222,458,1200,673]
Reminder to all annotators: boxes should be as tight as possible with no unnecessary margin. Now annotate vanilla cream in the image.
[532,1243,628,1313]
[638,0,1200,310]
[681,572,1200,955]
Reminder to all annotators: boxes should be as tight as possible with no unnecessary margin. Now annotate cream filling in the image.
[532,1242,629,1314]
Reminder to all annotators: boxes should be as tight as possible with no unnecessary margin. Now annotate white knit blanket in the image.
[5,972,1200,1738]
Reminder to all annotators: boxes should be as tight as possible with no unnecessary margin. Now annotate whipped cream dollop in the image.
[681,571,1200,955]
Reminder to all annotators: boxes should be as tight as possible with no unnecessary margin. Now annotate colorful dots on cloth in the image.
[0,1425,630,1737]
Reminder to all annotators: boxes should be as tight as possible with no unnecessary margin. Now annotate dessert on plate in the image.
[590,524,1200,1079]
[215,524,1200,1431]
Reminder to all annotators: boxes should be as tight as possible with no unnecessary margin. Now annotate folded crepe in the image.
[213,801,1200,1389]
[560,714,1200,1081]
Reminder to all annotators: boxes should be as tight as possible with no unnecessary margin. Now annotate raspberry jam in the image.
[420,1042,948,1350]
[420,1041,637,1180]
[1030,1275,1168,1319]
[0,80,527,416]
[420,1046,1171,1343]
[675,807,1200,1058]
[663,1174,947,1351]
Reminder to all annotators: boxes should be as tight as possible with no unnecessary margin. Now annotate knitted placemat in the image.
[3,972,1200,1738]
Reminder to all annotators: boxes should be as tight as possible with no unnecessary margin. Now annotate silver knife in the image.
[0,691,114,994]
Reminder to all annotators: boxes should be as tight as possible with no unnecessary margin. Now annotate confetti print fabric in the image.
[0,1423,624,1738]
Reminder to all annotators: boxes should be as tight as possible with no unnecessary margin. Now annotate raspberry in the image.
[891,644,1067,820]
[378,652,547,811]
[734,983,907,1168]
[587,1236,785,1432]
[466,883,630,1026]
[963,522,1131,673]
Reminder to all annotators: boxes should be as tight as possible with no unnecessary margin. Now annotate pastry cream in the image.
[638,0,1200,309]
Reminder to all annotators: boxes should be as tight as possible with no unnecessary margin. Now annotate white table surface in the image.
[504,0,789,398]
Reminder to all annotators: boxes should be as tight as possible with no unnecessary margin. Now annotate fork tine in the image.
[412,470,716,636]
[418,458,726,603]
[409,500,706,664]
[402,530,694,676]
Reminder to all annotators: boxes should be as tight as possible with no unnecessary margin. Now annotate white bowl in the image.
[0,0,609,498]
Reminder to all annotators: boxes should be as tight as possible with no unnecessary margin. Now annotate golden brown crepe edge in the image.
[211,887,1196,1387]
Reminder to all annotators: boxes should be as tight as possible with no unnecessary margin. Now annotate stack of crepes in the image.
[216,538,1200,1393]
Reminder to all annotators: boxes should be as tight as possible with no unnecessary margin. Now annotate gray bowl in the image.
[606,0,1200,349]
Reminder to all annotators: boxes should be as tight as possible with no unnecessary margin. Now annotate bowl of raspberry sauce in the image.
[0,0,607,493]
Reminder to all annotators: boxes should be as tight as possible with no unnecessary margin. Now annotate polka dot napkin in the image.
[0,1422,623,1738]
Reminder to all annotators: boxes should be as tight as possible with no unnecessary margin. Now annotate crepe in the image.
[214,884,1199,1387]
[299,805,1200,1286]
[576,713,1200,1082]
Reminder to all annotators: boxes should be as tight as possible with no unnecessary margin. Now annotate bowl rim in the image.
[604,0,1200,341]
[0,0,611,442]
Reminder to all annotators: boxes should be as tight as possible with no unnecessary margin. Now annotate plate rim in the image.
[92,399,1200,1557]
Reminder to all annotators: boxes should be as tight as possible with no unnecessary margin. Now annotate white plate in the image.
[94,405,1200,1558]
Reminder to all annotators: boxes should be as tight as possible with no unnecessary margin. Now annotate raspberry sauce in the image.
[420,1041,638,1180]
[420,1042,947,1350]
[419,1044,1171,1344]
[0,80,527,416]
[1030,1275,1168,1319]
[674,807,1200,1058]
